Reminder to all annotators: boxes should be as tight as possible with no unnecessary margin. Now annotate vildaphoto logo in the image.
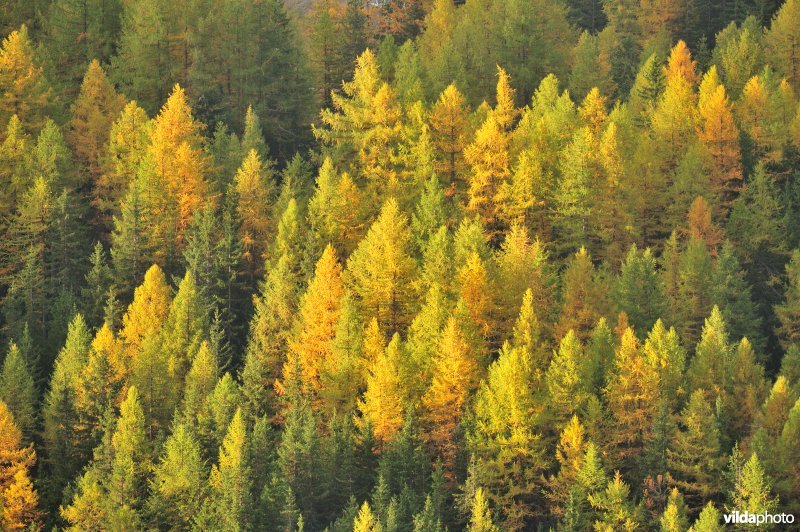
[723,511,795,526]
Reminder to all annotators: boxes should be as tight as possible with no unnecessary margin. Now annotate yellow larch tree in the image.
[235,149,275,285]
[464,68,517,238]
[119,264,172,368]
[697,76,743,215]
[0,401,40,531]
[357,333,406,447]
[346,198,417,334]
[68,60,127,184]
[0,25,51,131]
[285,244,344,398]
[146,84,210,247]
[429,84,470,199]
[422,316,478,478]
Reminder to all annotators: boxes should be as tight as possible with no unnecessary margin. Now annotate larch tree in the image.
[0,25,51,131]
[234,149,275,287]
[0,401,40,531]
[686,307,733,409]
[546,331,589,427]
[347,198,417,334]
[68,60,126,186]
[696,75,743,216]
[666,389,722,514]
[429,84,470,200]
[42,314,92,495]
[285,244,344,400]
[422,316,478,478]
[96,100,150,231]
[727,453,778,518]
[119,263,171,368]
[556,247,608,342]
[160,270,208,386]
[145,84,210,254]
[546,415,589,517]
[357,333,406,447]
[464,68,515,238]
[147,422,206,529]
[241,253,298,421]
[764,0,800,90]
[200,408,253,530]
[469,343,548,530]
[605,327,659,479]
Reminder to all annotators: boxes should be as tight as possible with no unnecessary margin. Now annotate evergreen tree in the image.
[614,245,667,336]
[0,343,36,442]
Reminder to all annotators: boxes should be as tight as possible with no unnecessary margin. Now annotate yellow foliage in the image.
[357,334,405,446]
[120,264,171,365]
[287,245,344,396]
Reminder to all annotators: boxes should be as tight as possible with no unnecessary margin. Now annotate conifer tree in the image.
[0,401,40,531]
[42,314,92,494]
[147,422,205,529]
[422,316,477,477]
[161,270,208,385]
[429,84,470,198]
[659,488,689,532]
[76,323,124,438]
[727,453,778,518]
[0,342,35,442]
[776,250,800,350]
[764,0,800,90]
[285,244,343,399]
[68,60,126,184]
[643,320,686,409]
[119,263,171,365]
[697,78,742,215]
[357,334,406,447]
[546,415,588,517]
[464,69,515,237]
[588,471,641,531]
[468,487,499,532]
[557,247,608,341]
[667,390,722,513]
[347,198,417,333]
[111,0,171,113]
[96,100,150,230]
[0,25,51,131]
[691,502,722,531]
[547,331,589,426]
[614,245,667,336]
[241,253,298,420]
[200,408,253,530]
[494,224,552,340]
[469,343,547,529]
[235,149,274,286]
[686,307,733,407]
[605,327,659,478]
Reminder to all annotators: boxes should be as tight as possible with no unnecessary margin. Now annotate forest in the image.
[0,0,800,530]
